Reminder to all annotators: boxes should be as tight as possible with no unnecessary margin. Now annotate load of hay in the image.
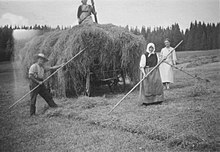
[19,24,145,97]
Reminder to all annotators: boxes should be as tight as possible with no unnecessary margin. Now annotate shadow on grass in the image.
[171,83,193,89]
[89,84,133,97]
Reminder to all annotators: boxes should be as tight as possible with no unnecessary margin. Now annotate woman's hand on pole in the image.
[140,67,146,77]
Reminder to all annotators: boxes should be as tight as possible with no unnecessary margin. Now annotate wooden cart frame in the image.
[85,68,126,97]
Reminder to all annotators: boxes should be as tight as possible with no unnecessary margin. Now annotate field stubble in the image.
[0,50,220,152]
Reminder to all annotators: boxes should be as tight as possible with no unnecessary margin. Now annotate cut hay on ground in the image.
[189,80,210,97]
[18,24,145,97]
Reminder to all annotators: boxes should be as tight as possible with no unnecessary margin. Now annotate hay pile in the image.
[19,24,145,97]
[189,79,210,97]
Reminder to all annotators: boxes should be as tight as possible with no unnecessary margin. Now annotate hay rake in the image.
[164,62,210,82]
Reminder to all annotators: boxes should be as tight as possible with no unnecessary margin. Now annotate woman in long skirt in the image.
[159,38,177,89]
[139,43,164,105]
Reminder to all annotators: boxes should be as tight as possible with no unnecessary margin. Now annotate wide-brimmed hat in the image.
[36,53,49,62]
[164,38,170,43]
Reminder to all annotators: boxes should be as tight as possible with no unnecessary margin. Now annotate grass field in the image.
[0,49,220,152]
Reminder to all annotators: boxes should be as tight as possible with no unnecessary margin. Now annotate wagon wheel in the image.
[112,70,126,93]
[121,70,126,92]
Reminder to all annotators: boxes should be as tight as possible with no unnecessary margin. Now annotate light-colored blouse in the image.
[160,47,177,64]
[29,63,45,79]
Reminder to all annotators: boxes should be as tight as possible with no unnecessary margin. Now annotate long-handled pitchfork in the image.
[91,0,98,23]
[8,47,88,110]
[108,40,183,114]
[164,62,210,82]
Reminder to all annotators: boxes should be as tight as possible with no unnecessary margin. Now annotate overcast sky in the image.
[0,0,219,30]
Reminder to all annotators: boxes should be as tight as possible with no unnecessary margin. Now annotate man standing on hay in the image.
[28,53,62,116]
[77,0,97,25]
[139,43,164,106]
[159,38,177,89]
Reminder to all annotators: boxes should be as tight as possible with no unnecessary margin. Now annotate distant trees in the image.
[0,24,54,61]
[183,21,219,51]
[0,26,13,61]
[0,24,75,61]
[0,21,219,62]
[129,21,220,52]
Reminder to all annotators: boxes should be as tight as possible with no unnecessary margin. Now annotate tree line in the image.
[128,21,220,52]
[0,25,55,61]
[0,26,13,61]
[0,21,219,61]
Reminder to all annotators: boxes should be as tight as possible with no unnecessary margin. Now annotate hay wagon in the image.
[19,24,145,98]
[85,63,126,97]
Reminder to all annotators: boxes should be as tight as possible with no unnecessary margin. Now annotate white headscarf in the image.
[146,43,155,57]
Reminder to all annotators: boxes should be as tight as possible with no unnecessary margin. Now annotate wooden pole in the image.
[91,0,98,23]
[108,40,183,114]
[8,47,88,110]
[85,68,91,96]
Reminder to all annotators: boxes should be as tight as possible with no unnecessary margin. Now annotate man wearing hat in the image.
[28,53,61,116]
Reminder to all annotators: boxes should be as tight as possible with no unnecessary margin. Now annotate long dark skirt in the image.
[139,67,164,104]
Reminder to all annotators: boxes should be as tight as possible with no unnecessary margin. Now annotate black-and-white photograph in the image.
[0,0,219,151]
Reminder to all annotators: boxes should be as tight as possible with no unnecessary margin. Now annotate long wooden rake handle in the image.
[91,0,98,23]
[108,40,183,114]
[8,47,88,110]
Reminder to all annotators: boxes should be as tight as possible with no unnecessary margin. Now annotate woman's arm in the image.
[90,5,97,15]
[77,5,83,24]
[77,5,82,19]
[172,50,177,65]
[139,54,146,76]
[156,52,162,63]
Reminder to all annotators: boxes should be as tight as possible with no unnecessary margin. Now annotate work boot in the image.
[50,103,58,108]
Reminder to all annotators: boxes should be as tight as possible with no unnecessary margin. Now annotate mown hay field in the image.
[0,48,220,151]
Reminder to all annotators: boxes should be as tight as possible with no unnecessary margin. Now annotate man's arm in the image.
[44,64,62,71]
[29,64,42,85]
[29,74,42,85]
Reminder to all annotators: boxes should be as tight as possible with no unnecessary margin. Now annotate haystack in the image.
[19,24,145,97]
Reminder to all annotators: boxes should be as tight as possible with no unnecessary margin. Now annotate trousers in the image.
[29,80,57,115]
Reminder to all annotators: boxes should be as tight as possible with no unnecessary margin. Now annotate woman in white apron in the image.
[159,38,177,89]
